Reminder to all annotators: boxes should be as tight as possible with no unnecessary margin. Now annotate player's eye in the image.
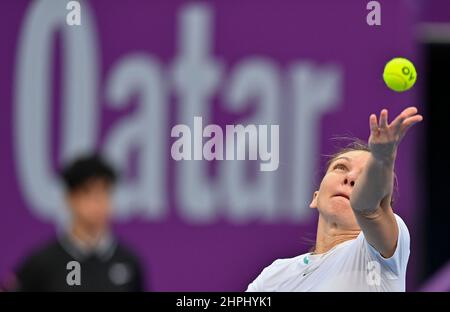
[333,163,347,171]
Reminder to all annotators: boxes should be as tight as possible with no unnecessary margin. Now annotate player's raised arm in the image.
[350,107,422,258]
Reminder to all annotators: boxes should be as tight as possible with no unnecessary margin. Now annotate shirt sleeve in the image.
[362,213,411,277]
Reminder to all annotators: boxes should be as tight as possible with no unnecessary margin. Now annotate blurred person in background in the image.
[10,154,145,291]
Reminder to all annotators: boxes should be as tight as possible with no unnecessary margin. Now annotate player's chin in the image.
[330,196,352,208]
[325,200,353,217]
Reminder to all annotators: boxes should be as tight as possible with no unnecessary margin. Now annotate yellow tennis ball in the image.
[383,57,417,92]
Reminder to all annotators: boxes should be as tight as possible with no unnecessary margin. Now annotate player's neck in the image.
[313,215,360,255]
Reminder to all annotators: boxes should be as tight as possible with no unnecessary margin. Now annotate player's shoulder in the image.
[357,212,410,275]
[261,253,306,273]
[356,213,410,244]
[273,254,305,265]
[247,254,305,291]
[355,213,410,250]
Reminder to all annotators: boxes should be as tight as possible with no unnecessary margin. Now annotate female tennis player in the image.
[247,107,423,292]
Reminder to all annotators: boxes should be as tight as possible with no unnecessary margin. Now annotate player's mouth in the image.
[332,192,350,200]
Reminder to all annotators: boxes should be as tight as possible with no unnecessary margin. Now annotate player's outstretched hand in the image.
[368,106,423,164]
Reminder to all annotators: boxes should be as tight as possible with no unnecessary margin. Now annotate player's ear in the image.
[309,191,319,209]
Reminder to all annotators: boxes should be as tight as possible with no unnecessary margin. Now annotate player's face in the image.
[68,179,112,229]
[309,150,370,229]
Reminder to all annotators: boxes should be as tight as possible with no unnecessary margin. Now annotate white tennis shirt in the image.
[247,214,410,292]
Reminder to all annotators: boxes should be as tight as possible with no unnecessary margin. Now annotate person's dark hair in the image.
[60,154,117,192]
[322,136,398,207]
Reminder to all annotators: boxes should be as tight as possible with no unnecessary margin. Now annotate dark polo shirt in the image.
[15,233,145,292]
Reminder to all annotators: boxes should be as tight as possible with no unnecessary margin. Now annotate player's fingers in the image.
[379,109,388,129]
[390,106,418,129]
[401,115,423,130]
[399,115,423,139]
[370,114,378,133]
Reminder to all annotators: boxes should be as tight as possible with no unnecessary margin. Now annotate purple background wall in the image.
[0,0,424,291]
